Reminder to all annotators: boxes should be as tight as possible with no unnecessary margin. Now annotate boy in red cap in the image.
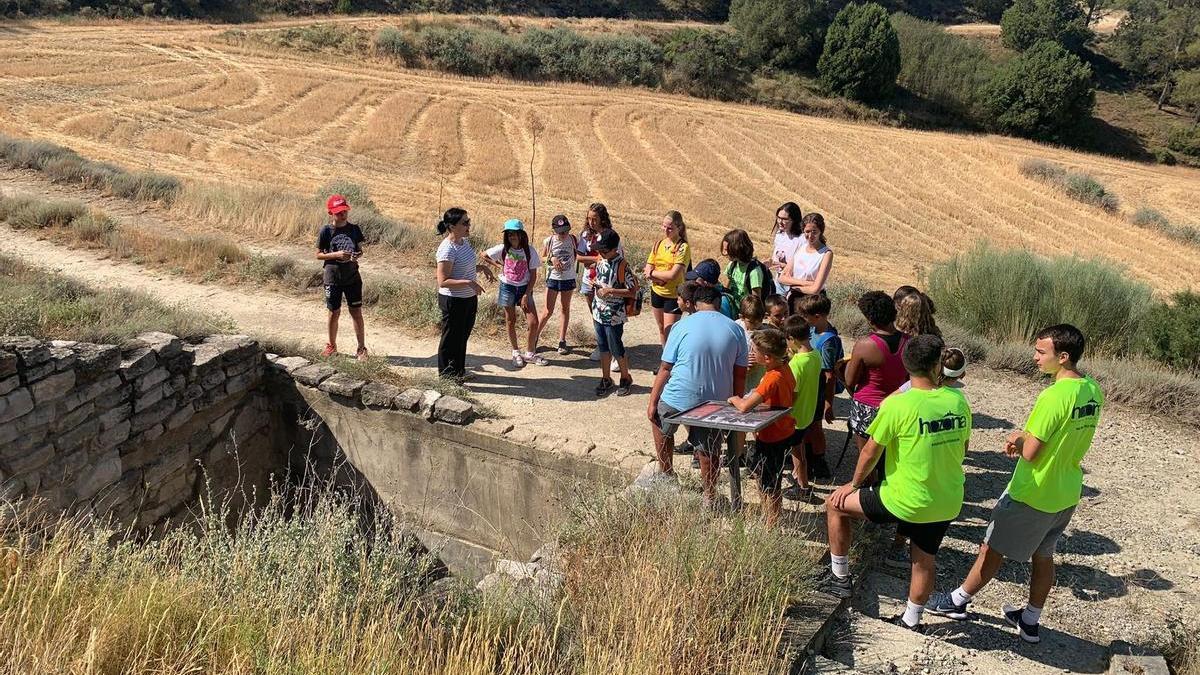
[316,194,368,360]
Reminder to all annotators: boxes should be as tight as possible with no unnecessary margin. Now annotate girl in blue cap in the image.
[484,219,547,368]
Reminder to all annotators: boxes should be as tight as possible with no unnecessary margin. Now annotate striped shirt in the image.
[436,237,478,298]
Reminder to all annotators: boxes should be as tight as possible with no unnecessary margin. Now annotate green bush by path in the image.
[1140,291,1200,372]
[927,244,1152,356]
[818,2,901,102]
[983,42,1095,141]
[0,134,181,204]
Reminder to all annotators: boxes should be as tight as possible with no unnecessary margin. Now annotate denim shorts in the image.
[546,278,577,292]
[593,321,626,358]
[497,282,531,308]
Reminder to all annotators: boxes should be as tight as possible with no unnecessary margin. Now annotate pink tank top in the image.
[853,333,909,407]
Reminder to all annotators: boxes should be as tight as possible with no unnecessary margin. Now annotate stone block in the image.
[231,404,264,441]
[118,347,158,381]
[1,337,50,369]
[196,335,258,366]
[225,371,257,396]
[433,396,475,424]
[56,418,100,453]
[224,357,257,378]
[361,382,401,408]
[97,419,131,451]
[189,344,224,372]
[9,404,54,436]
[0,388,34,424]
[137,367,170,394]
[319,373,366,399]
[132,332,184,359]
[139,424,165,443]
[30,370,75,404]
[144,450,193,487]
[270,356,310,374]
[395,388,424,412]
[131,397,176,433]
[21,361,56,385]
[7,441,54,475]
[0,375,19,397]
[72,343,121,381]
[169,374,185,392]
[97,404,129,430]
[166,404,196,430]
[209,409,237,436]
[60,373,122,411]
[165,352,194,374]
[420,390,443,417]
[182,383,204,403]
[74,452,122,502]
[292,364,336,387]
[95,385,132,411]
[200,368,226,391]
[0,351,16,378]
[49,346,77,371]
[0,473,26,502]
[54,401,94,434]
[133,384,165,413]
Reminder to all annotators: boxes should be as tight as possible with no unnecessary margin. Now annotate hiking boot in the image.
[557,341,570,356]
[525,352,548,366]
[616,377,633,396]
[594,377,614,396]
[1002,604,1041,644]
[321,343,337,358]
[783,484,814,502]
[818,570,853,599]
[512,351,525,369]
[884,545,911,571]
[589,348,601,361]
[355,346,369,362]
[926,591,970,621]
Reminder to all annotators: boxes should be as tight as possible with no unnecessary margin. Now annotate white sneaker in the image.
[512,351,525,368]
[525,352,548,366]
[589,348,601,361]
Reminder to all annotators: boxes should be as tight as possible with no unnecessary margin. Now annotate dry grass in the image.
[0,474,817,674]
[2,19,1198,292]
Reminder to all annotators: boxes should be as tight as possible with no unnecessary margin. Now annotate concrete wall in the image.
[0,334,279,531]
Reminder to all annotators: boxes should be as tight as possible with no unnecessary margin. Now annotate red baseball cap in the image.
[326,194,350,215]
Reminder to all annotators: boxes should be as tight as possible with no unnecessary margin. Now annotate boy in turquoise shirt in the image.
[928,324,1104,645]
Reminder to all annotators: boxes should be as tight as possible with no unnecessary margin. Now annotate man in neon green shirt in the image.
[928,324,1103,645]
[822,334,971,631]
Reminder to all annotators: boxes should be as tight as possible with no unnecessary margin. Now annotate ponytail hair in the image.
[437,207,468,236]
[802,212,827,247]
[940,347,967,384]
[665,210,687,244]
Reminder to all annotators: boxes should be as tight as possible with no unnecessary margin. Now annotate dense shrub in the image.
[0,134,181,203]
[663,29,751,100]
[818,2,901,102]
[417,25,486,76]
[1167,126,1200,159]
[1140,291,1200,371]
[983,41,1094,141]
[373,26,417,65]
[1130,206,1200,248]
[927,244,1152,355]
[969,0,1010,21]
[473,29,541,79]
[728,0,832,71]
[1019,159,1119,212]
[1000,0,1090,52]
[522,27,588,80]
[891,13,994,123]
[579,34,663,87]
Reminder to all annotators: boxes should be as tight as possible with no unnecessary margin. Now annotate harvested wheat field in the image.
[1,18,1197,291]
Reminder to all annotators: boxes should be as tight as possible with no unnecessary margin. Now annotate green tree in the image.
[659,0,730,21]
[817,2,901,101]
[1000,0,1091,51]
[1175,69,1200,125]
[662,28,751,100]
[983,40,1095,140]
[728,0,832,71]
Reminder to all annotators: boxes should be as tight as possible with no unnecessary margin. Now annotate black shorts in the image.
[324,279,363,311]
[650,290,682,315]
[754,437,793,493]
[858,486,952,556]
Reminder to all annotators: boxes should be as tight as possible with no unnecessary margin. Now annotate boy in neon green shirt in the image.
[928,324,1103,645]
[822,334,971,631]
[784,315,821,501]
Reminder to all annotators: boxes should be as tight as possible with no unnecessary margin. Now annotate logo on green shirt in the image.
[1071,398,1100,420]
[918,411,968,435]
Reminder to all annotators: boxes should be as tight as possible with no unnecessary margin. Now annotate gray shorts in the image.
[658,401,722,455]
[984,493,1076,562]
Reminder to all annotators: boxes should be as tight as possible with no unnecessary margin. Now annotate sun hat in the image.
[685,259,720,284]
[594,229,621,252]
[503,218,525,232]
[326,194,350,215]
[551,214,570,234]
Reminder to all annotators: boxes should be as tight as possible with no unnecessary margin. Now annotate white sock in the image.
[902,600,924,627]
[1022,604,1042,625]
[831,554,850,579]
[951,586,974,606]
[512,349,521,356]
[524,351,537,358]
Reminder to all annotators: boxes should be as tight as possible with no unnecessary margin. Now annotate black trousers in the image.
[438,294,477,378]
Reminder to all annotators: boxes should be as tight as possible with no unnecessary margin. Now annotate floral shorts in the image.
[848,399,880,439]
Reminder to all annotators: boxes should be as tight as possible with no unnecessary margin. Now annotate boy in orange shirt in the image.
[728,328,796,527]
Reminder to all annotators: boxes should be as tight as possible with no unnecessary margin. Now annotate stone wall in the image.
[0,333,278,530]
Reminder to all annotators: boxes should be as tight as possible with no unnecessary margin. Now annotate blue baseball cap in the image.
[686,259,720,284]
[503,218,524,232]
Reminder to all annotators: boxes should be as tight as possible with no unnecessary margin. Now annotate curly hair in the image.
[857,290,897,328]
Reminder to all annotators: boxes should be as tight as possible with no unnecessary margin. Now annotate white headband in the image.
[943,364,966,378]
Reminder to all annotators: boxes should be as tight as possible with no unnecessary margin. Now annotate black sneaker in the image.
[1002,604,1041,644]
[557,341,570,355]
[674,440,694,456]
[818,570,853,599]
[594,377,614,397]
[890,615,928,633]
[783,484,814,502]
[616,377,633,396]
[926,591,970,620]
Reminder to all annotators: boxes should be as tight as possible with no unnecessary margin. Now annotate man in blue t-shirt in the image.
[647,284,748,503]
[316,194,367,360]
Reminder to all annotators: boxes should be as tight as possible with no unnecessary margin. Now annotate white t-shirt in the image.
[772,231,804,294]
[544,233,577,282]
[792,244,831,291]
[436,237,478,298]
[485,243,541,287]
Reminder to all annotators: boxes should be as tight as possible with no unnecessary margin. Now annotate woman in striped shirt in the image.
[435,208,490,380]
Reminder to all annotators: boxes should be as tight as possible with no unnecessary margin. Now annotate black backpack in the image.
[726,259,775,300]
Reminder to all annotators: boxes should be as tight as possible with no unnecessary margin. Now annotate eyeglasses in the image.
[776,216,791,223]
